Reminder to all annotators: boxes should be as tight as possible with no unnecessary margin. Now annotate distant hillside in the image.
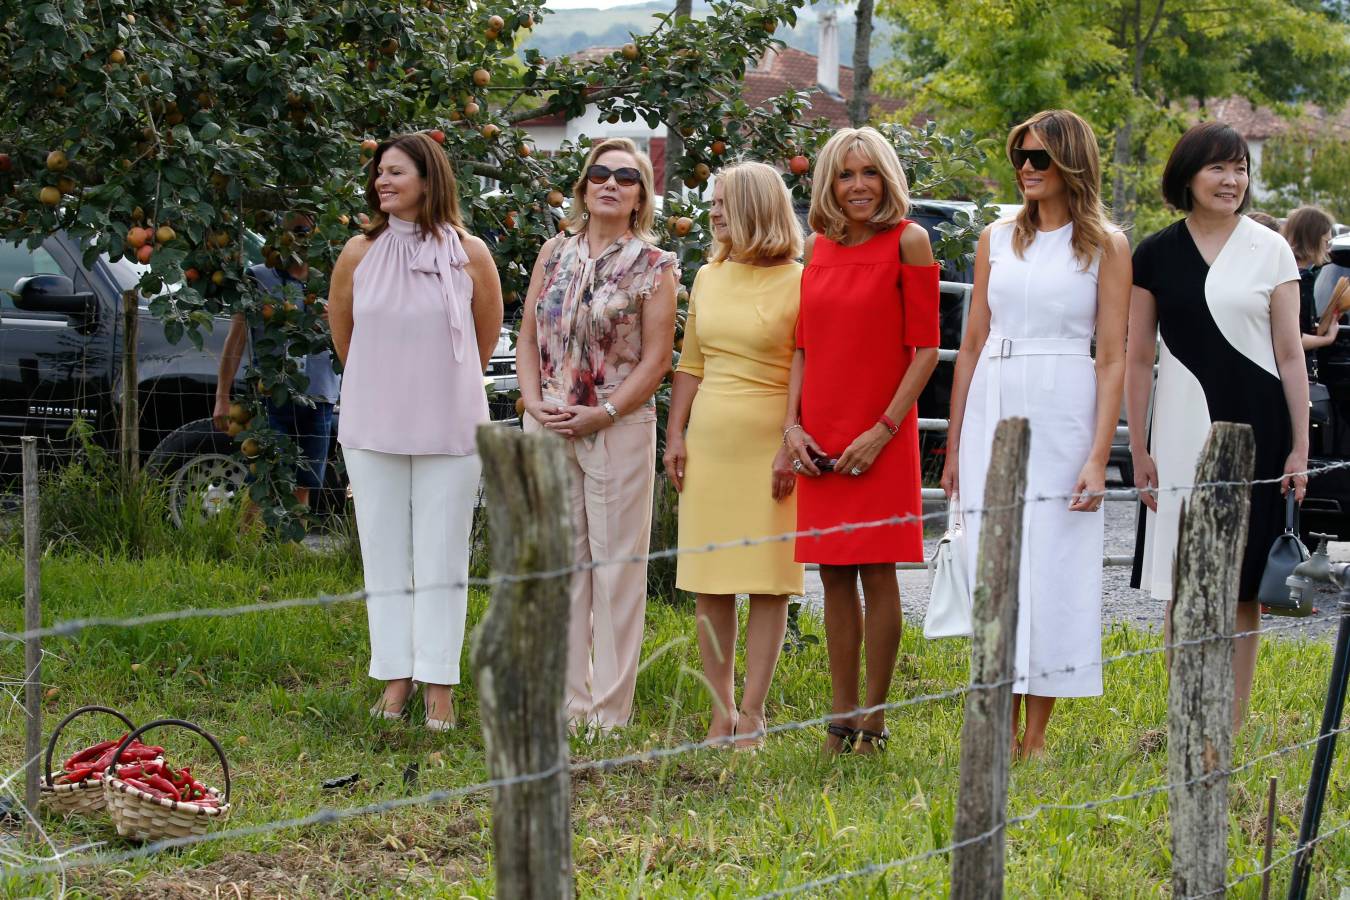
[523,2,897,64]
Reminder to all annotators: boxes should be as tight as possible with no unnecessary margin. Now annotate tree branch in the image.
[502,83,629,125]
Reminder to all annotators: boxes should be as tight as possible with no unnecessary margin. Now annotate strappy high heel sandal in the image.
[856,727,890,754]
[825,723,859,755]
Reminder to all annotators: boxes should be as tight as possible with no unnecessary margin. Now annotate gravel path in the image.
[799,467,1347,642]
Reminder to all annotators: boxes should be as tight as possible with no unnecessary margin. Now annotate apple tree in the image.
[0,0,988,539]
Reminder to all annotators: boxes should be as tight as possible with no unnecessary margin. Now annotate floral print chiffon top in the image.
[534,232,678,410]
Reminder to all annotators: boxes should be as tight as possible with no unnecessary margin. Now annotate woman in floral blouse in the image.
[516,137,678,733]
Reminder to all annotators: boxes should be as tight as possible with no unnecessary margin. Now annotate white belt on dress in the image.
[984,336,1092,359]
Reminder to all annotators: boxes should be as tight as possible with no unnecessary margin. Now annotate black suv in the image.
[0,232,517,522]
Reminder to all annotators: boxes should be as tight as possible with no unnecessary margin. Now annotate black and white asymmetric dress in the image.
[1131,216,1300,602]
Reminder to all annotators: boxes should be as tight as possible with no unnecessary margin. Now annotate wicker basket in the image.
[39,705,136,817]
[102,718,232,842]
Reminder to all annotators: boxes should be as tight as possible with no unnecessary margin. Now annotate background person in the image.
[783,127,940,755]
[1314,276,1350,454]
[214,216,340,518]
[1126,122,1306,727]
[942,110,1131,758]
[663,161,804,751]
[329,132,504,732]
[1283,206,1338,373]
[515,137,678,734]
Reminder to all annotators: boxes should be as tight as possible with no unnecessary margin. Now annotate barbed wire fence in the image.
[3,421,1348,897]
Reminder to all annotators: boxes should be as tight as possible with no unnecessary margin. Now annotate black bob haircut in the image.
[1161,122,1252,213]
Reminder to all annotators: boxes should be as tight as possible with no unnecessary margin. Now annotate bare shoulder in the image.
[1103,228,1132,262]
[900,220,936,264]
[337,234,375,267]
[803,232,817,265]
[457,230,493,265]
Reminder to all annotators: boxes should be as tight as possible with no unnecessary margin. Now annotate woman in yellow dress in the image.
[663,161,804,749]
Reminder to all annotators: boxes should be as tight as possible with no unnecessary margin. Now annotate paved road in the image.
[799,468,1347,642]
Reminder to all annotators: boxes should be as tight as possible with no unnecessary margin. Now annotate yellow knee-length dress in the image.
[675,260,804,595]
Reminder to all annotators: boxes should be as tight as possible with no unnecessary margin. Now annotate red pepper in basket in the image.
[144,773,181,802]
[120,777,174,800]
[62,736,123,772]
[55,764,97,785]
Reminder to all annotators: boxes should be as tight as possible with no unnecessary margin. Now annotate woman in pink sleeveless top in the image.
[329,133,504,732]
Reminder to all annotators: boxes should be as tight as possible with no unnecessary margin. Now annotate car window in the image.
[0,242,65,312]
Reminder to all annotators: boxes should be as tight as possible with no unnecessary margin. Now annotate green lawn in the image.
[1,539,1347,898]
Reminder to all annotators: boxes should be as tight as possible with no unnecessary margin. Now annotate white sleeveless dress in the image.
[957,221,1104,698]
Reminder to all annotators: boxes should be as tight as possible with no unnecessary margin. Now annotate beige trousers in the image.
[525,411,655,728]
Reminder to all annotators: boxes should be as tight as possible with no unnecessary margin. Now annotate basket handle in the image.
[43,704,136,787]
[108,718,231,806]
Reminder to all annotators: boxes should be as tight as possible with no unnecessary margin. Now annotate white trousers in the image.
[343,448,481,685]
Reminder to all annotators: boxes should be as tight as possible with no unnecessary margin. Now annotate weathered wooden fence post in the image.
[21,436,42,839]
[951,417,1030,898]
[1169,422,1254,898]
[472,424,573,899]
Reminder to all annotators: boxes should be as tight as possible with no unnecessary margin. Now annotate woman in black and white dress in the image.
[1125,122,1307,725]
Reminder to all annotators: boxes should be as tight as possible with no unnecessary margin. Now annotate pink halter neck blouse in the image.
[338,214,488,456]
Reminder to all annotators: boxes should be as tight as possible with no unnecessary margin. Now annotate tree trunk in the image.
[472,424,575,899]
[1112,117,1135,234]
[950,417,1031,897]
[663,0,694,193]
[849,0,875,127]
[1168,422,1254,899]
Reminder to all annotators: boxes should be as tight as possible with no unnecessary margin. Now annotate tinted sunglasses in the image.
[1010,148,1053,171]
[586,164,642,187]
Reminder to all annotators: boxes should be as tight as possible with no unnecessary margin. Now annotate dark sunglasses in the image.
[586,164,642,187]
[1010,148,1053,171]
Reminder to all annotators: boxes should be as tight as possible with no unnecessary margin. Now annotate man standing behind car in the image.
[212,217,340,513]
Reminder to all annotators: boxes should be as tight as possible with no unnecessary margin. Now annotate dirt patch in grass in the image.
[79,830,488,898]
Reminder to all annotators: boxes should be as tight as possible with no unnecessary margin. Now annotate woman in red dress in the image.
[783,127,940,754]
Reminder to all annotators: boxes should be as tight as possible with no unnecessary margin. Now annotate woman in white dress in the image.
[942,110,1131,757]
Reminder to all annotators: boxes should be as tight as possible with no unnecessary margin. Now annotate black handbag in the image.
[1258,492,1314,617]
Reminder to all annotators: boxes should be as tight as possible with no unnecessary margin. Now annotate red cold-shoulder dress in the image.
[794,221,940,565]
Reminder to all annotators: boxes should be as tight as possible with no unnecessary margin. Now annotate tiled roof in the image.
[741,47,906,129]
[1207,95,1350,140]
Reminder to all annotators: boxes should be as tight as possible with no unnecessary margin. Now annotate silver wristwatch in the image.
[602,401,619,421]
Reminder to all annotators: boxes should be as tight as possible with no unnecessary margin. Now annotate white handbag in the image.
[924,495,973,639]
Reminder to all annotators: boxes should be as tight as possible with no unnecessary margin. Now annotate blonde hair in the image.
[807,127,910,242]
[709,161,803,264]
[1006,110,1113,271]
[1317,276,1350,337]
[562,137,658,243]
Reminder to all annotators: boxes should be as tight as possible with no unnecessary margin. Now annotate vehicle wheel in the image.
[147,419,249,527]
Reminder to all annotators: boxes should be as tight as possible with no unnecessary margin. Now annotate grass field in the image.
[1,524,1348,898]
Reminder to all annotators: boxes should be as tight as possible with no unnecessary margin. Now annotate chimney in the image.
[817,11,839,96]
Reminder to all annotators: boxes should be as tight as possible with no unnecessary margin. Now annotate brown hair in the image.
[710,161,803,264]
[807,127,910,242]
[363,132,464,241]
[561,137,657,243]
[1006,110,1113,271]
[1283,206,1334,267]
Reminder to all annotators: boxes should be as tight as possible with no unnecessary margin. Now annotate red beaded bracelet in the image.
[877,414,899,436]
